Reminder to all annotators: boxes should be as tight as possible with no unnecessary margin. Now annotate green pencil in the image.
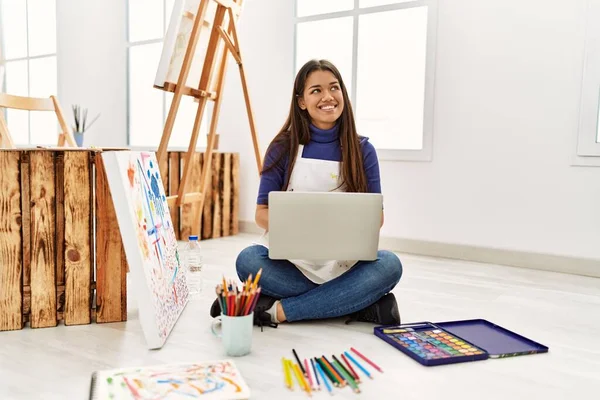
[333,359,360,393]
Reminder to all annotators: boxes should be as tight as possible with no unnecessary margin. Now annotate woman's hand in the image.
[255,204,269,230]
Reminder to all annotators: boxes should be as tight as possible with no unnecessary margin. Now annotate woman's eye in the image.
[311,89,320,94]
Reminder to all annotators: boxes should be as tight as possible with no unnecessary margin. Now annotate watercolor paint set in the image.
[374,319,549,367]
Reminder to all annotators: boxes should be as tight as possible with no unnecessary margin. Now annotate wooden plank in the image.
[20,153,30,318]
[63,152,92,325]
[95,155,127,323]
[222,153,231,237]
[202,153,213,240]
[29,151,57,328]
[231,153,239,234]
[0,152,23,331]
[55,153,65,316]
[166,192,202,207]
[180,152,201,239]
[159,152,169,194]
[211,153,222,238]
[169,152,181,240]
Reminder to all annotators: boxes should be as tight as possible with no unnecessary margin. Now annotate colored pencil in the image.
[332,354,355,383]
[322,356,346,387]
[282,358,292,390]
[293,363,311,397]
[351,347,383,373]
[293,349,307,376]
[315,361,333,396]
[341,353,360,382]
[344,351,372,379]
[252,267,263,290]
[310,358,320,390]
[286,359,295,390]
[315,358,339,387]
[304,359,315,391]
[333,359,360,393]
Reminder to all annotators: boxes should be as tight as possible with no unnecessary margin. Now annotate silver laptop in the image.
[268,191,382,261]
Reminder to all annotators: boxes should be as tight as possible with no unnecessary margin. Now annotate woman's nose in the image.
[322,90,334,101]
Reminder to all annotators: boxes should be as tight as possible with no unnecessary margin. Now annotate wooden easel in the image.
[154,0,262,236]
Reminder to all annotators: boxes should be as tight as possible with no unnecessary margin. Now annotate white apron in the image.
[255,145,357,284]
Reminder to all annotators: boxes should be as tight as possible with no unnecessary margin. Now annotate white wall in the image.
[57,0,128,148]
[55,0,600,261]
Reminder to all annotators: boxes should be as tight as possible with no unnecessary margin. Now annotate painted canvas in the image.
[89,360,250,399]
[101,151,188,349]
[154,0,221,90]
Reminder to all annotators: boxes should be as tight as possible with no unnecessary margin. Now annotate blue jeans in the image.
[235,245,403,322]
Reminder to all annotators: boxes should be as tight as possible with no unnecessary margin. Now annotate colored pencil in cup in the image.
[351,347,383,373]
[344,351,372,379]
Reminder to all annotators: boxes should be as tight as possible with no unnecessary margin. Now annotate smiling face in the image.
[297,69,345,130]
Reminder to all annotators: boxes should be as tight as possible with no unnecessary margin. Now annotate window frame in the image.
[293,0,439,162]
[0,0,58,145]
[125,0,208,151]
[575,0,600,166]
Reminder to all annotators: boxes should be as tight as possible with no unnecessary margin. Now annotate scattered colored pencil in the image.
[341,353,361,383]
[344,351,372,380]
[351,347,383,373]
[304,359,315,391]
[333,358,360,393]
[310,358,320,390]
[322,356,346,387]
[282,358,292,390]
[293,349,306,376]
[215,274,262,316]
[293,363,311,397]
[315,361,333,396]
[332,354,356,384]
[315,357,339,387]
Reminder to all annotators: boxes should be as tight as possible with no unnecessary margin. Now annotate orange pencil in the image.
[321,356,345,387]
[292,363,311,396]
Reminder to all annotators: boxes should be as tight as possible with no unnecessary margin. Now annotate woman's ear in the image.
[297,96,306,110]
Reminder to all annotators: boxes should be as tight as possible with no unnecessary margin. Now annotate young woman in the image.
[210,59,403,327]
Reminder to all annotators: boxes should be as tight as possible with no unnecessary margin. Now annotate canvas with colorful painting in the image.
[89,360,250,399]
[101,151,188,349]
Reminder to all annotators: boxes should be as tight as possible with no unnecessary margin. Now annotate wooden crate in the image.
[163,151,240,241]
[0,149,127,331]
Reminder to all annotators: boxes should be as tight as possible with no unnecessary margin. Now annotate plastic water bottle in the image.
[184,235,203,299]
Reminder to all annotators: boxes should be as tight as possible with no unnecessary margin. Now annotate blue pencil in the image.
[310,358,320,390]
[344,351,373,379]
[315,359,333,395]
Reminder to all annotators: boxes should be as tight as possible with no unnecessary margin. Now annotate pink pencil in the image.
[304,359,315,391]
[351,347,383,373]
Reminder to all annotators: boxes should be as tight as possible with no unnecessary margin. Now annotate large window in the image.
[127,0,207,149]
[0,0,57,145]
[576,0,600,165]
[295,0,438,161]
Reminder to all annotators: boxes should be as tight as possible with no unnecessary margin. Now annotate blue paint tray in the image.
[374,319,548,367]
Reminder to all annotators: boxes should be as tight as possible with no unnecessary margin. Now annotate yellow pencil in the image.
[293,363,311,397]
[252,268,263,290]
[282,358,293,390]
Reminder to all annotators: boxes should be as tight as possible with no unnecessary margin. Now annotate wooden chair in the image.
[0,93,77,148]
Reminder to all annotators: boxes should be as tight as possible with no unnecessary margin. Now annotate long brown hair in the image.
[262,59,368,193]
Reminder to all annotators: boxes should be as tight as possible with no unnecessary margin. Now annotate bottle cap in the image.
[188,235,199,241]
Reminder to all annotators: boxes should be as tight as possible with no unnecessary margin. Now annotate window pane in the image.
[360,0,414,8]
[6,109,29,145]
[29,56,57,97]
[356,7,428,150]
[129,43,164,147]
[1,0,28,59]
[297,0,354,17]
[165,93,208,148]
[30,111,58,145]
[128,0,164,42]
[27,0,57,56]
[5,60,28,96]
[296,17,353,93]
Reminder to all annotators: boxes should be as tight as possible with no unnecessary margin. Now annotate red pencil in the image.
[350,347,383,373]
[341,353,360,382]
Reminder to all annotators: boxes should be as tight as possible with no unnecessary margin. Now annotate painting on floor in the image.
[101,151,188,349]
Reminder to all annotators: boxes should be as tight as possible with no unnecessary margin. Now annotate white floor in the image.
[1,233,599,399]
